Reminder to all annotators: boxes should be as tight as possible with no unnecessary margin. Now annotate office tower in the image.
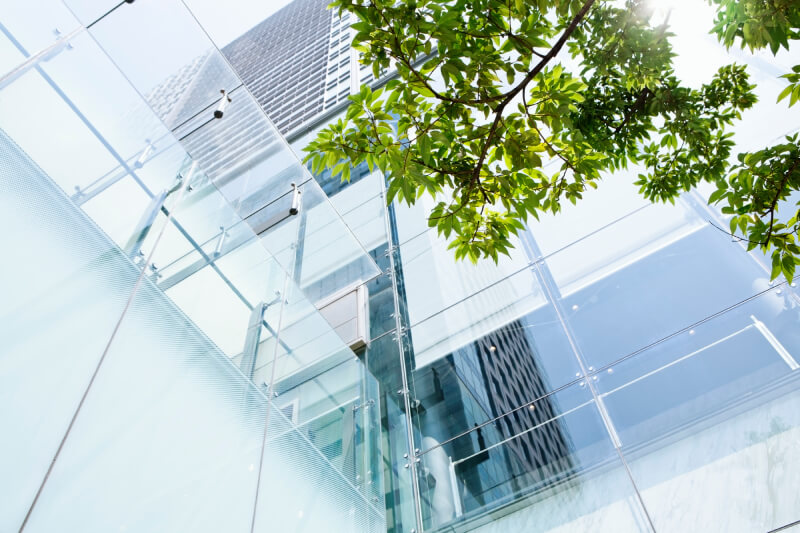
[223,0,361,134]
[472,323,572,490]
[2,0,800,532]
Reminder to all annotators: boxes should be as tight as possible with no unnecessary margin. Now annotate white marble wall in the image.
[633,387,800,533]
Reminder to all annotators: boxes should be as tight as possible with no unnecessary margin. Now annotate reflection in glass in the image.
[415,384,646,531]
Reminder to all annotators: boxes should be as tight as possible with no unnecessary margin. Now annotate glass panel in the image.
[63,0,128,26]
[38,30,173,167]
[340,191,388,254]
[543,199,771,370]
[526,167,649,259]
[596,287,800,532]
[86,0,242,131]
[165,264,253,355]
[253,179,382,303]
[399,229,530,327]
[390,167,648,254]
[365,246,395,342]
[363,365,385,506]
[407,265,549,368]
[21,264,268,533]
[415,383,647,531]
[80,176,154,249]
[269,357,383,502]
[331,169,388,253]
[0,26,26,77]
[0,69,119,194]
[461,459,648,533]
[253,399,386,533]
[294,180,382,298]
[253,280,355,387]
[10,146,386,533]
[359,330,421,533]
[0,1,80,60]
[543,198,705,297]
[0,127,170,531]
[303,158,383,201]
[80,0,380,303]
[172,83,301,201]
[392,197,436,246]
[2,3,387,532]
[407,295,585,455]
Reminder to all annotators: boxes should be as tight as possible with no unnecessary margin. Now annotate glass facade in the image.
[0,1,383,532]
[2,0,800,532]
[286,2,800,531]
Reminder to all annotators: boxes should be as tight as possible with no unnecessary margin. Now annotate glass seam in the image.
[530,256,658,532]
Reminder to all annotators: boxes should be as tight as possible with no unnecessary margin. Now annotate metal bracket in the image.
[238,301,268,379]
[214,89,231,119]
[352,399,376,412]
[124,189,167,259]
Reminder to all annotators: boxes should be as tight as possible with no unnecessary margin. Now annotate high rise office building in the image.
[2,0,800,532]
[223,0,369,134]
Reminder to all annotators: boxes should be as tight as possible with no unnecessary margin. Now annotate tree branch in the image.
[763,155,800,246]
[468,0,597,187]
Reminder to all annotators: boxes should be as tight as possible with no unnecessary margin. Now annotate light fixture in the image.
[214,89,231,119]
[289,182,302,215]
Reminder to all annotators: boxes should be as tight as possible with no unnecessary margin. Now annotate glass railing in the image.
[391,155,800,531]
[407,283,800,531]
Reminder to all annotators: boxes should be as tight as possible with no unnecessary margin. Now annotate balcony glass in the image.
[542,201,772,371]
[415,383,648,532]
[398,229,530,328]
[595,287,800,532]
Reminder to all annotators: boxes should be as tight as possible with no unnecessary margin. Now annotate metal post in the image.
[0,26,83,90]
[123,189,167,259]
[240,301,268,379]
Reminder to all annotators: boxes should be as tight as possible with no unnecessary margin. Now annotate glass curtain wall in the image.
[289,3,800,531]
[0,1,384,532]
[381,24,800,533]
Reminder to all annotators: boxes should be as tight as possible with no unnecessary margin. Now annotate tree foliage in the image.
[303,0,800,281]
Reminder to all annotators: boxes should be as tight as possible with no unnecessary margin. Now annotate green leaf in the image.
[782,253,796,283]
[777,83,794,104]
[771,252,783,280]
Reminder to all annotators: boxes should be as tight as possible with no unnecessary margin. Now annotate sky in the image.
[183,0,293,45]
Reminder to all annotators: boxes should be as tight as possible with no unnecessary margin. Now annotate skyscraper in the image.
[223,0,362,134]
